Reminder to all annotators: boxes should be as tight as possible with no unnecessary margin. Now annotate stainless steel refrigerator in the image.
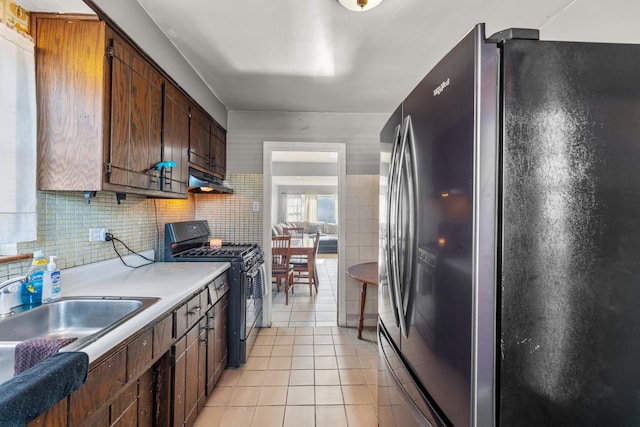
[378,23,640,426]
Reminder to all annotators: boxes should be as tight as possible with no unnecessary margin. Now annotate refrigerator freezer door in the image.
[378,323,443,427]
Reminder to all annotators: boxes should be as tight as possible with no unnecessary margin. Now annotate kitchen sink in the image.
[0,297,158,383]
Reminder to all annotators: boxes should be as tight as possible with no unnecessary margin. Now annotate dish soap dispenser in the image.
[43,255,61,303]
[22,250,47,305]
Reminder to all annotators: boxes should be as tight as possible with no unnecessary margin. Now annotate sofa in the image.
[271,221,338,254]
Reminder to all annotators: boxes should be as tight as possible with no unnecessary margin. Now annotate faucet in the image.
[0,275,26,318]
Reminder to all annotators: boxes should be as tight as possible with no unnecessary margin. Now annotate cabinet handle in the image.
[187,306,201,316]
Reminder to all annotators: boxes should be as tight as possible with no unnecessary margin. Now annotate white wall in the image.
[227,111,388,174]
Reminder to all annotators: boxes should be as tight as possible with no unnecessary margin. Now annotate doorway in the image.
[263,142,347,327]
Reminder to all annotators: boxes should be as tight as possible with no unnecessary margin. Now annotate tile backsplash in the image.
[195,173,263,244]
[0,173,260,281]
[0,190,195,281]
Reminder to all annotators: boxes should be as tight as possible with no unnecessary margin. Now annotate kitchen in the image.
[2,0,640,426]
[0,0,382,425]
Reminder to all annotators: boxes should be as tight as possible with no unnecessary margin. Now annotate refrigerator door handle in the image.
[392,120,408,338]
[385,123,403,327]
[394,115,416,338]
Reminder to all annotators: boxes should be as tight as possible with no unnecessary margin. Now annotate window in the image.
[317,195,336,223]
[285,193,336,224]
[285,194,305,222]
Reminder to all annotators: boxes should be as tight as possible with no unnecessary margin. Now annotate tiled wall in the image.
[197,172,380,328]
[345,175,379,327]
[195,173,263,244]
[0,175,264,282]
[0,191,195,281]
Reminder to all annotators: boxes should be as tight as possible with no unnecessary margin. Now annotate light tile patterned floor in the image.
[271,256,339,327]
[194,326,378,427]
[194,254,379,426]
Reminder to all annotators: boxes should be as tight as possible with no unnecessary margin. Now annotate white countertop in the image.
[57,254,230,363]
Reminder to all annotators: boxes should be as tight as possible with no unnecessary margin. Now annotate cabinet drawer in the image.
[127,328,153,381]
[175,293,203,338]
[186,293,204,330]
[69,348,126,425]
[153,313,173,358]
[174,303,188,339]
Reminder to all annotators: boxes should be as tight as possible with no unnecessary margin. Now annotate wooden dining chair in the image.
[272,235,294,305]
[283,227,304,245]
[291,230,320,295]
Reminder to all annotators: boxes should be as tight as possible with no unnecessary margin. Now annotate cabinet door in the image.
[110,380,138,426]
[163,82,189,196]
[211,125,227,179]
[214,294,228,384]
[184,324,201,425]
[108,35,162,191]
[195,319,208,423]
[34,16,106,192]
[205,306,216,395]
[69,348,126,425]
[172,336,187,427]
[138,368,155,427]
[188,106,212,171]
[27,398,68,427]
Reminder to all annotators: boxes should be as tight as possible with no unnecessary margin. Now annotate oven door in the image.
[246,262,265,337]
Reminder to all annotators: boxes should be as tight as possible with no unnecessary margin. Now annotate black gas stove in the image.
[169,243,263,270]
[164,220,265,367]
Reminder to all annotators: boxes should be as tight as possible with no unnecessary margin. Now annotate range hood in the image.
[188,168,233,194]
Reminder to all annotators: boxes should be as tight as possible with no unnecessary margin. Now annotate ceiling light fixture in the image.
[337,0,384,12]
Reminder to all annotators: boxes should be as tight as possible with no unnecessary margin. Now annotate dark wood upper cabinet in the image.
[108,34,163,192]
[188,104,227,180]
[211,124,227,179]
[188,104,212,174]
[34,16,107,192]
[33,14,225,198]
[163,82,190,195]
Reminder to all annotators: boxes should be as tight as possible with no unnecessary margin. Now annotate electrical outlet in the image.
[252,201,260,212]
[89,227,108,242]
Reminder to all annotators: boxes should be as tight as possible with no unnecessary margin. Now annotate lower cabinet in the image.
[172,290,228,427]
[25,274,229,427]
[207,294,228,394]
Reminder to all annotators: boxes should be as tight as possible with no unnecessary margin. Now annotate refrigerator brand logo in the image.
[433,78,450,96]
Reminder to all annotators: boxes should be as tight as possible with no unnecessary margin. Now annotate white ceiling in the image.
[272,151,337,187]
[273,176,338,186]
[19,0,640,115]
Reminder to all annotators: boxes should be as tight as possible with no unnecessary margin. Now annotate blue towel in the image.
[0,351,89,426]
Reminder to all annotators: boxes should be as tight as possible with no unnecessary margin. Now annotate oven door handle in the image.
[247,267,261,278]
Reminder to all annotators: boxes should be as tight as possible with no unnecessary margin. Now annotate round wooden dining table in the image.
[346,261,378,339]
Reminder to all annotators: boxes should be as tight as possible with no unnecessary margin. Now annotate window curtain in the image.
[0,23,37,245]
[305,194,318,222]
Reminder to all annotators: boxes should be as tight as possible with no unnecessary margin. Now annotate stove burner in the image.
[174,243,258,260]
